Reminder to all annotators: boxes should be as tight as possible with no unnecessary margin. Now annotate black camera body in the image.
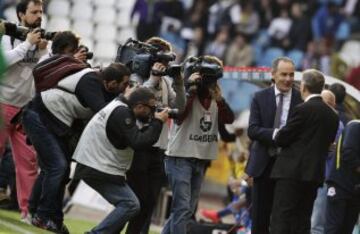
[115,38,178,78]
[156,107,179,119]
[10,25,56,41]
[183,56,223,87]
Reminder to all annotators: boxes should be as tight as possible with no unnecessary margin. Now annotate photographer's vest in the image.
[73,99,134,176]
[40,68,95,127]
[166,97,219,160]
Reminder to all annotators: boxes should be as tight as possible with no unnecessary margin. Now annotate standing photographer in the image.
[0,0,48,222]
[161,56,234,234]
[126,37,186,234]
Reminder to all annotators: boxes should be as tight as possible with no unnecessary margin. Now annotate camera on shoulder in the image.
[115,38,181,79]
[183,56,223,87]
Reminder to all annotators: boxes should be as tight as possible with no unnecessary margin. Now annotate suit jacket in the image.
[246,87,303,177]
[271,96,339,183]
[327,120,360,194]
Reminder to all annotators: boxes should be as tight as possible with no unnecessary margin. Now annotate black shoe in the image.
[31,214,69,234]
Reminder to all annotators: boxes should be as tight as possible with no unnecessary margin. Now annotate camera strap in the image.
[10,36,15,48]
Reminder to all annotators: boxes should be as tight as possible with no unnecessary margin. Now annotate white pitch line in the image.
[0,219,35,234]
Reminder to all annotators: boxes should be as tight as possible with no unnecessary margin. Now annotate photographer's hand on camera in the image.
[74,47,88,62]
[37,39,48,50]
[26,29,41,45]
[154,108,169,123]
[187,72,202,94]
[209,83,223,102]
[150,62,167,82]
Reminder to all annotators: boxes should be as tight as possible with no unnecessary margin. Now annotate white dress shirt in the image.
[274,85,292,128]
[272,86,293,139]
[304,94,322,102]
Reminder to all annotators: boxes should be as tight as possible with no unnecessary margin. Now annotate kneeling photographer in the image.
[73,87,168,234]
[124,37,186,234]
[162,56,234,234]
[21,31,131,233]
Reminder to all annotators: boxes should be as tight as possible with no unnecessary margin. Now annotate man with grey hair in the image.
[270,69,339,234]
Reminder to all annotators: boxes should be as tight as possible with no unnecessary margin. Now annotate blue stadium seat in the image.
[259,47,285,67]
[287,49,304,69]
[335,21,350,41]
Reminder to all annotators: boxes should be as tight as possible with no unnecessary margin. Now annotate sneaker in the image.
[200,209,220,223]
[20,212,32,225]
[31,214,69,234]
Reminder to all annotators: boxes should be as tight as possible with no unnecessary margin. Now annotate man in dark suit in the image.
[325,120,360,234]
[270,69,339,234]
[247,57,303,234]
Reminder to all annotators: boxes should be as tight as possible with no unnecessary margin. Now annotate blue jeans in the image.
[22,106,70,221]
[162,156,208,234]
[83,178,140,234]
[311,184,327,234]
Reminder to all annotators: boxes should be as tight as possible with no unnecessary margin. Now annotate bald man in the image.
[311,89,344,234]
[321,90,336,109]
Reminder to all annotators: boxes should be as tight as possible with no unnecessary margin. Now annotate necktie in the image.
[273,93,284,128]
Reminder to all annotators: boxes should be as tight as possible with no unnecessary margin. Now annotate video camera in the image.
[0,20,56,41]
[183,56,223,86]
[115,38,180,78]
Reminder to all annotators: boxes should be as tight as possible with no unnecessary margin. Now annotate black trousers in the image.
[325,184,360,234]
[125,147,166,234]
[270,179,318,234]
[251,159,276,234]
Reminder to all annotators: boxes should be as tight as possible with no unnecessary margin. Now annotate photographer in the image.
[0,0,48,222]
[73,87,168,234]
[162,56,234,234]
[126,37,186,234]
[21,31,131,233]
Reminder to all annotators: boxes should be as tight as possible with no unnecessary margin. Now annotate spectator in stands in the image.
[73,88,168,234]
[268,8,292,50]
[247,57,302,234]
[204,26,229,61]
[22,32,131,234]
[312,2,344,45]
[303,40,331,75]
[125,37,186,234]
[288,2,313,51]
[225,32,253,67]
[162,56,234,234]
[183,26,206,58]
[0,0,48,222]
[311,90,344,234]
[329,83,351,124]
[325,120,360,234]
[254,0,273,29]
[230,0,260,39]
